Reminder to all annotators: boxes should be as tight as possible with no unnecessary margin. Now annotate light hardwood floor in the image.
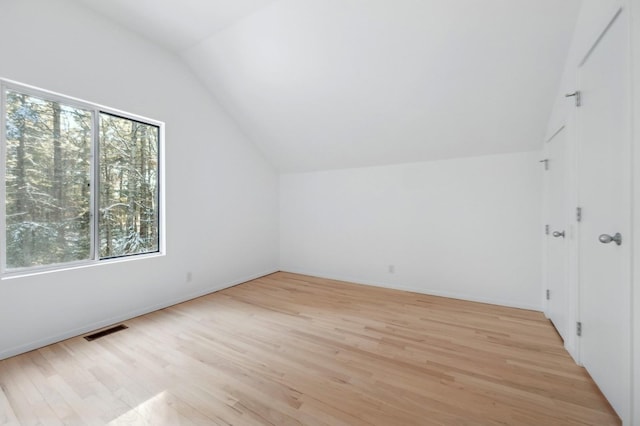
[0,272,620,425]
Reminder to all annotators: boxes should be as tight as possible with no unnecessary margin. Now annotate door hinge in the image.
[576,207,582,222]
[539,159,549,170]
[546,289,550,300]
[545,224,550,235]
[576,322,582,337]
[566,91,581,107]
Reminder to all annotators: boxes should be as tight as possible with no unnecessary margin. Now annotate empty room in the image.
[0,0,639,424]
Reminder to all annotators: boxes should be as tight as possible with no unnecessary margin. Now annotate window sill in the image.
[1,251,166,281]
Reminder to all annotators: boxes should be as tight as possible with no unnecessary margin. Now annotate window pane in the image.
[4,90,92,269]
[99,113,159,258]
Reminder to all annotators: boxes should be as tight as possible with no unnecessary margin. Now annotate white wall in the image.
[0,0,279,359]
[280,151,542,310]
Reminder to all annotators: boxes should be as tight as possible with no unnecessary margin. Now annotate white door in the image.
[578,9,631,423]
[545,127,568,341]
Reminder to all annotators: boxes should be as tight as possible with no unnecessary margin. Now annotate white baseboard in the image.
[0,268,278,361]
[280,268,543,312]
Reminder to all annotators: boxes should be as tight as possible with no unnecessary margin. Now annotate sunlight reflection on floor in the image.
[108,390,180,425]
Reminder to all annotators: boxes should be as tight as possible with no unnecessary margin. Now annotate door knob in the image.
[598,233,622,246]
[552,231,565,238]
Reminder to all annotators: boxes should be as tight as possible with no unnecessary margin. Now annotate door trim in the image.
[629,0,640,424]
[575,7,632,424]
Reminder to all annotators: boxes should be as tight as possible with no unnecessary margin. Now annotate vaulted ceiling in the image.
[77,0,581,172]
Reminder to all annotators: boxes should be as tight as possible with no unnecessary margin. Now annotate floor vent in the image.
[84,324,128,341]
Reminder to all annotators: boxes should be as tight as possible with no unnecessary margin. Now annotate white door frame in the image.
[544,1,637,422]
[629,0,640,423]
[574,6,633,424]
[542,125,570,343]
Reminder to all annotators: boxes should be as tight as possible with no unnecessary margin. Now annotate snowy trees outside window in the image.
[2,83,161,272]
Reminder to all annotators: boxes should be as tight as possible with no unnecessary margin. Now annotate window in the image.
[1,80,163,274]
[98,113,160,259]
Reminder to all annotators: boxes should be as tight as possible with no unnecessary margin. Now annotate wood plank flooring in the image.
[0,272,620,425]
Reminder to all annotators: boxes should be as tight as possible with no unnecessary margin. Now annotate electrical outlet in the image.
[186,272,192,282]
[388,265,395,273]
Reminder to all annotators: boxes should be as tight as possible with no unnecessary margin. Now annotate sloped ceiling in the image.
[77,0,277,51]
[77,0,581,172]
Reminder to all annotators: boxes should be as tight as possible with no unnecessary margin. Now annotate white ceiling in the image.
[77,0,581,172]
[77,0,276,51]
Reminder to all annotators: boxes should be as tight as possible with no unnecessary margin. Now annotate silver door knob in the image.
[552,231,565,238]
[598,233,622,246]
